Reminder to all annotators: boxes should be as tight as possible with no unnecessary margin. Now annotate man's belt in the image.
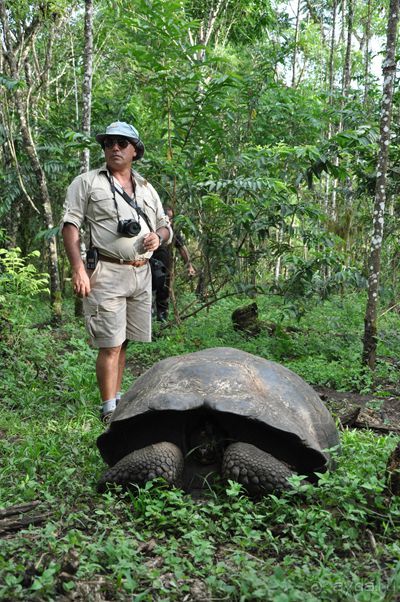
[99,254,148,267]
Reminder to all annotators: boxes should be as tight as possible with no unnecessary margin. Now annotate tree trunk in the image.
[75,0,94,318]
[325,0,338,222]
[363,0,372,109]
[80,0,93,174]
[291,0,301,87]
[0,2,62,319]
[328,0,337,95]
[274,227,283,283]
[342,0,354,97]
[362,0,400,370]
[70,31,80,127]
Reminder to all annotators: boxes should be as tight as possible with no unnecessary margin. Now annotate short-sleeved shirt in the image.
[61,164,172,262]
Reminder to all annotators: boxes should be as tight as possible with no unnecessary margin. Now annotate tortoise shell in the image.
[97,347,339,477]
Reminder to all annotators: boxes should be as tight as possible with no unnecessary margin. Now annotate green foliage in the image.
[0,247,49,300]
[2,0,400,315]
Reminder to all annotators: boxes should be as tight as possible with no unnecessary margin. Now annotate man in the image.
[62,121,172,422]
[152,206,196,322]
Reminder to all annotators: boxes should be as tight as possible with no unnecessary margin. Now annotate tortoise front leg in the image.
[97,441,184,493]
[222,442,294,496]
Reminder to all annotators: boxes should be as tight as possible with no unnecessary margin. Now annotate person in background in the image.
[152,206,195,322]
[62,121,172,423]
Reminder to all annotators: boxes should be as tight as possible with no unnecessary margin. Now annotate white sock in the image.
[102,398,116,414]
[116,391,122,404]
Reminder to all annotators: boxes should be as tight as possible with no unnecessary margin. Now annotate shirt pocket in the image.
[89,190,117,222]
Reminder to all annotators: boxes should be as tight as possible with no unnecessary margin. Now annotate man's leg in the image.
[96,345,124,401]
[156,272,170,321]
[83,263,133,421]
[126,264,152,339]
[115,340,128,399]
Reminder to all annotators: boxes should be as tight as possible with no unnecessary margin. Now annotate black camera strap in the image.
[106,173,154,233]
[116,187,155,233]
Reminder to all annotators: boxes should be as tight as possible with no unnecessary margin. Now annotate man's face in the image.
[104,136,137,170]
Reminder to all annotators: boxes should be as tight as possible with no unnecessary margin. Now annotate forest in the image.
[0,0,400,600]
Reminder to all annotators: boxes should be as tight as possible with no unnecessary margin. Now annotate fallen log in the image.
[0,512,52,536]
[339,407,362,428]
[0,501,51,536]
[339,407,400,435]
[354,408,400,434]
[0,500,40,519]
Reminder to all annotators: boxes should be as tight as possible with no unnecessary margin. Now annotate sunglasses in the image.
[103,137,132,149]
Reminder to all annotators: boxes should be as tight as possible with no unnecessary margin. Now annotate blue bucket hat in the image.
[95,121,144,160]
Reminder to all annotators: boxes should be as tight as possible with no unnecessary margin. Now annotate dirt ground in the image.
[316,386,400,435]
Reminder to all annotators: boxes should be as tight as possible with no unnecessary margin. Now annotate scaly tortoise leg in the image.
[222,442,294,496]
[97,441,184,493]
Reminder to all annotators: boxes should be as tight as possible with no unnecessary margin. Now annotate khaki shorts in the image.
[83,260,152,348]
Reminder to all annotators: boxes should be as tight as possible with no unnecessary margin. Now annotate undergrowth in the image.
[0,277,400,600]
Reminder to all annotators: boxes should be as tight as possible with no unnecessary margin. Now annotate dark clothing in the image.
[152,232,185,320]
[153,231,184,270]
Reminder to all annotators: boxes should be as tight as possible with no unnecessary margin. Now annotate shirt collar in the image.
[99,163,146,186]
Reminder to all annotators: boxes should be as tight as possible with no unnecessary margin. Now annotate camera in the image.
[117,219,141,237]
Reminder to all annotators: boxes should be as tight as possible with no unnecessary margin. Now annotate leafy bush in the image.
[0,247,49,299]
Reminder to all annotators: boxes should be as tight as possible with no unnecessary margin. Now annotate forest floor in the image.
[317,386,400,434]
[1,293,400,601]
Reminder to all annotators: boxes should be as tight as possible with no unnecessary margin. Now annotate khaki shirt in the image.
[61,164,172,261]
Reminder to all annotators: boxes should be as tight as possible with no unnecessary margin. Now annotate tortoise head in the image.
[186,419,225,465]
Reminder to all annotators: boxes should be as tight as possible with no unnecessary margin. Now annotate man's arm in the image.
[143,226,171,252]
[62,223,91,297]
[178,244,196,277]
[148,183,173,245]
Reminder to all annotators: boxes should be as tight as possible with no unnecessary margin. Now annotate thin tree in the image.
[291,0,302,88]
[362,0,400,370]
[75,0,94,317]
[80,0,94,174]
[327,0,338,99]
[0,2,62,319]
[342,0,354,97]
[363,0,372,109]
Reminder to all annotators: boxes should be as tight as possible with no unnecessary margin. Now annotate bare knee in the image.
[98,345,123,360]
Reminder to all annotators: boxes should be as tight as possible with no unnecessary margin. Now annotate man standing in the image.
[62,121,172,422]
[152,206,196,322]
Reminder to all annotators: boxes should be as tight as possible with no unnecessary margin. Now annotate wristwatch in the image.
[156,233,163,247]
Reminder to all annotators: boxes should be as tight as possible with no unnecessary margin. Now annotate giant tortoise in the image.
[97,347,340,496]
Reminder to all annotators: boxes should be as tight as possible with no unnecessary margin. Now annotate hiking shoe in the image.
[100,408,114,425]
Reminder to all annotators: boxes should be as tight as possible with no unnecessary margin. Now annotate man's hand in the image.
[62,223,91,296]
[187,263,196,277]
[143,232,161,252]
[72,266,91,297]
